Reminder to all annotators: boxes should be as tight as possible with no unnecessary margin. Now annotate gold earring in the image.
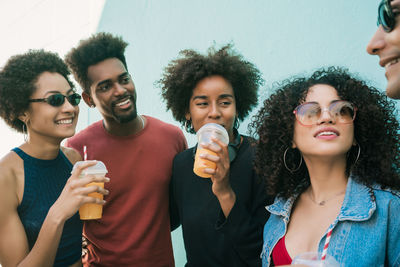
[22,123,27,142]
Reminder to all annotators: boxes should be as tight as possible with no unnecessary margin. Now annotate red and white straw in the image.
[83,145,87,161]
[321,227,333,260]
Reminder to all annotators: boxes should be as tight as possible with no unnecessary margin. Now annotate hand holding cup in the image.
[193,123,229,178]
[51,160,109,221]
[73,160,109,220]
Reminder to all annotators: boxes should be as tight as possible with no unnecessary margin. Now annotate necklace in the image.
[138,114,145,130]
[308,189,346,206]
[102,115,145,134]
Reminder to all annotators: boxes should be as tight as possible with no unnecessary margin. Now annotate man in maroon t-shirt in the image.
[64,32,187,266]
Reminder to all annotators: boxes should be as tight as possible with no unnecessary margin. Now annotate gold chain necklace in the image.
[308,189,346,206]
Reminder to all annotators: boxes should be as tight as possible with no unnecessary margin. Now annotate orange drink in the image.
[193,148,218,178]
[79,181,104,220]
[73,161,108,220]
[193,123,229,178]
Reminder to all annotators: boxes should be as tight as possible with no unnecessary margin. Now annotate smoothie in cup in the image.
[193,123,229,178]
[73,160,108,220]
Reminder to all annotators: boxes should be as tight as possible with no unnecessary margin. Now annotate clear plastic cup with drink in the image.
[291,252,339,267]
[193,123,229,178]
[72,160,108,220]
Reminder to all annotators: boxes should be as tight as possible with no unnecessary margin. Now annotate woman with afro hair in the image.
[250,67,400,266]
[158,44,270,266]
[0,50,108,267]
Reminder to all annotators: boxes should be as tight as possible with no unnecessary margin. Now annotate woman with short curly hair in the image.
[250,67,400,266]
[158,44,269,266]
[0,50,108,267]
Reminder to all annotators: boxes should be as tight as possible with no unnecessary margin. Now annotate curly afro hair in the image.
[250,66,400,199]
[0,49,73,133]
[65,32,128,94]
[158,44,264,133]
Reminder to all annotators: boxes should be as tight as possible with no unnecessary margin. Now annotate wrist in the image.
[216,188,236,202]
[216,189,236,218]
[47,205,67,226]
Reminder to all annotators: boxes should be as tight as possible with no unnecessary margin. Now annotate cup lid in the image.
[196,123,229,144]
[72,160,108,174]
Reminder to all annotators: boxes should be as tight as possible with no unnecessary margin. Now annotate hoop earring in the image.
[233,117,240,129]
[283,147,302,173]
[353,143,361,166]
[184,119,194,133]
[22,123,27,142]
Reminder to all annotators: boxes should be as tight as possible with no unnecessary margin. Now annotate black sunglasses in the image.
[377,0,395,32]
[29,93,81,107]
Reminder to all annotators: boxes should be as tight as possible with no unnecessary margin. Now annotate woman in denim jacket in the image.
[250,67,400,266]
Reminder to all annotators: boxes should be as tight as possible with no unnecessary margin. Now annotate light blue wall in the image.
[80,1,388,266]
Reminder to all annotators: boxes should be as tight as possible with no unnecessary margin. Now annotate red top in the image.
[272,235,292,266]
[66,116,187,267]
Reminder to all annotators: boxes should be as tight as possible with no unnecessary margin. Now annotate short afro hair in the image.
[65,32,128,94]
[0,49,73,133]
[250,66,400,199]
[158,44,264,132]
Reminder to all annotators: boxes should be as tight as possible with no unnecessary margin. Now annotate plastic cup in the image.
[193,123,229,178]
[72,161,108,220]
[291,252,339,267]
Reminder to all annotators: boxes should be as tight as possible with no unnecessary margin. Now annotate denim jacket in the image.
[261,176,400,267]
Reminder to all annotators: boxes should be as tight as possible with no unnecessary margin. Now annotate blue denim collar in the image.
[266,176,376,222]
[338,177,375,221]
[266,192,297,220]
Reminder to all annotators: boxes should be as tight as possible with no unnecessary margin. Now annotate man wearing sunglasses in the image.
[367,0,400,99]
[64,32,187,267]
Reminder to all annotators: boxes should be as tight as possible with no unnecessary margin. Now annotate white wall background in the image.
[0,1,396,266]
[94,0,397,148]
[0,0,105,155]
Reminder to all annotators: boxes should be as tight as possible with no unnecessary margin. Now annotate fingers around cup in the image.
[210,137,228,148]
[78,174,109,185]
[201,142,222,153]
[202,167,216,175]
[83,195,106,204]
[88,174,109,183]
[199,152,219,162]
[83,183,108,195]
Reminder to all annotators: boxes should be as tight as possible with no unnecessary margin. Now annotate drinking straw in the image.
[83,145,87,161]
[321,227,333,260]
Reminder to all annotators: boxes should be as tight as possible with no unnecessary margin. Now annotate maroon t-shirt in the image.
[66,116,187,267]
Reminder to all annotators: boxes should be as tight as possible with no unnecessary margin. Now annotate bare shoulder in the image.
[61,146,82,165]
[0,151,30,266]
[0,150,23,209]
[0,151,23,187]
